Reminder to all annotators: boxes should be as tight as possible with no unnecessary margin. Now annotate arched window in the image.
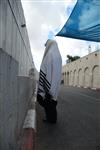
[84,67,90,87]
[73,69,77,86]
[78,68,82,86]
[92,65,99,88]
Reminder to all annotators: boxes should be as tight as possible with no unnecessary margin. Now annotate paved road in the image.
[36,86,100,150]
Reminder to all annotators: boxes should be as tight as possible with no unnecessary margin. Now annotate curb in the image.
[83,87,100,91]
[77,86,100,91]
[21,95,36,150]
[21,128,36,150]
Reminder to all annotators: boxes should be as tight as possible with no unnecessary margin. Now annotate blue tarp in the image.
[57,0,100,42]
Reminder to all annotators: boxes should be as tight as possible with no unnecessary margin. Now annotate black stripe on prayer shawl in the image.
[39,76,44,84]
[40,72,46,79]
[45,78,51,87]
[40,71,51,86]
[44,86,49,92]
[45,81,50,90]
[39,82,44,87]
[39,76,50,90]
[39,78,50,92]
[40,70,51,85]
[39,70,51,92]
[38,88,44,93]
[39,83,49,93]
[40,69,46,76]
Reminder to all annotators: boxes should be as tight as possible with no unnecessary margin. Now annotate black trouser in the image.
[37,94,57,123]
[37,94,45,107]
[44,98,57,123]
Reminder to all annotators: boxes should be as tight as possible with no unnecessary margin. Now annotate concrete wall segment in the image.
[0,49,19,150]
[0,0,36,149]
[0,0,34,76]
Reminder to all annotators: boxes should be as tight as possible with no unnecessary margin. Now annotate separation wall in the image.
[0,0,36,149]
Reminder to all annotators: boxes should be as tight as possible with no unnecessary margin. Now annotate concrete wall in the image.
[62,50,100,90]
[0,0,34,75]
[0,49,19,150]
[0,0,36,149]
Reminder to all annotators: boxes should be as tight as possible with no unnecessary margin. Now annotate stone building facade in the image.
[62,50,100,90]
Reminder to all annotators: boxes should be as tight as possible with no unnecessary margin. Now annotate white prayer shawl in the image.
[38,40,62,100]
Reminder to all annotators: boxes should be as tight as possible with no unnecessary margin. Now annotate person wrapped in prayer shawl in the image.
[37,39,62,123]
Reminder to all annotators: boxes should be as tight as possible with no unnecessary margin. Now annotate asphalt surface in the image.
[36,86,100,150]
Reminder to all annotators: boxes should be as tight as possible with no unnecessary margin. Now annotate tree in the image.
[66,55,80,63]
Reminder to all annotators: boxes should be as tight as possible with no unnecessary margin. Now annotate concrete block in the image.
[0,49,19,150]
[17,76,36,136]
[0,0,7,50]
[5,1,13,55]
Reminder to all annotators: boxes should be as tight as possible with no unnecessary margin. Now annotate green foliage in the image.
[66,55,80,63]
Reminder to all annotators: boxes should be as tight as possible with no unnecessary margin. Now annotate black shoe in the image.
[42,119,51,124]
[42,119,57,124]
[42,119,48,122]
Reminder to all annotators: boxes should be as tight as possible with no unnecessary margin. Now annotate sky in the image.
[21,0,100,71]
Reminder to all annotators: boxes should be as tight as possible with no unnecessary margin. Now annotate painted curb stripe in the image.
[23,109,36,130]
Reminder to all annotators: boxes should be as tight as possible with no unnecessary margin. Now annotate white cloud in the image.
[21,0,99,71]
[56,37,87,65]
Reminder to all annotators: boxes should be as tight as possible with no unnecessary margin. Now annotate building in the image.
[62,50,100,90]
[0,0,36,149]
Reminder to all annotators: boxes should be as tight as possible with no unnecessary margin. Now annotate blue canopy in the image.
[57,0,100,42]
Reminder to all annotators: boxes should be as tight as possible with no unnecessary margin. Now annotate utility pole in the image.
[88,45,91,54]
